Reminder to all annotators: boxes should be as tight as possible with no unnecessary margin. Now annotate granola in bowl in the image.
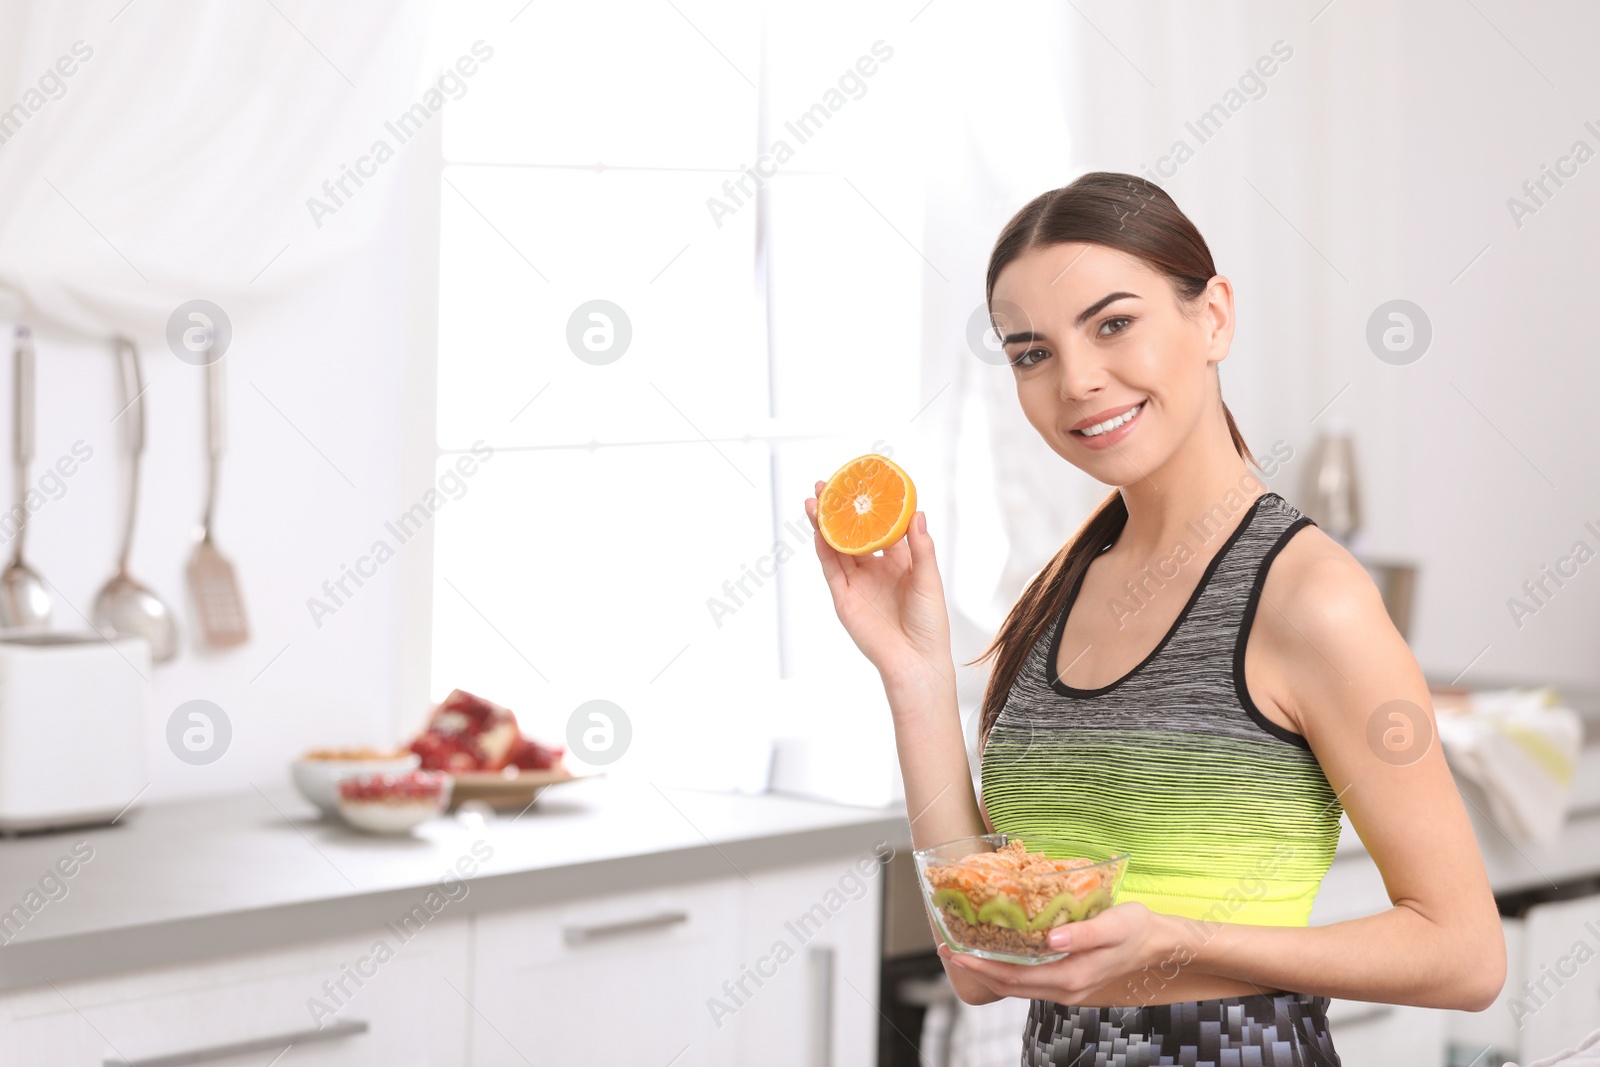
[915,835,1128,964]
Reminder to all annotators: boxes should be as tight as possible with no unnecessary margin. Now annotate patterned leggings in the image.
[1022,991,1342,1066]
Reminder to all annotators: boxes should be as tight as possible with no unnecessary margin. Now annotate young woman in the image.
[806,172,1505,1063]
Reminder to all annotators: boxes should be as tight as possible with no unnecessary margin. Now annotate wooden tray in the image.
[447,766,597,810]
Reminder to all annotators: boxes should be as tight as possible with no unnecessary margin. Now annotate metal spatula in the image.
[186,350,248,647]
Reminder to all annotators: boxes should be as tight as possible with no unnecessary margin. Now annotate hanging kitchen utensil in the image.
[186,341,247,647]
[92,337,179,663]
[0,327,51,630]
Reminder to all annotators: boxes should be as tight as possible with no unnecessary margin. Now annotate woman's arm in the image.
[885,670,1005,1005]
[1173,538,1506,1009]
[943,531,1507,1011]
[804,487,999,1004]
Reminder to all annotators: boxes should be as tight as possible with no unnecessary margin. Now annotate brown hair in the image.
[970,172,1256,747]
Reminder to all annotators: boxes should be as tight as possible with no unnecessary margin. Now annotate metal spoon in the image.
[0,326,51,630]
[92,336,178,663]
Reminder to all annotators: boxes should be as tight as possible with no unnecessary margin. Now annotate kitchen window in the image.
[427,1,924,774]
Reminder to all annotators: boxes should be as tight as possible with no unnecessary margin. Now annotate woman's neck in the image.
[1113,414,1265,560]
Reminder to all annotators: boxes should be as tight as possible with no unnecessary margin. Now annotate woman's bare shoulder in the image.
[1260,520,1392,635]
[1254,518,1415,733]
[1254,515,1408,684]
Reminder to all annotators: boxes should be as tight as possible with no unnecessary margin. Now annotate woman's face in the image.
[990,241,1233,486]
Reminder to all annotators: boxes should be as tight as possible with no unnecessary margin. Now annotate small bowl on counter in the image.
[336,770,453,835]
[291,748,420,817]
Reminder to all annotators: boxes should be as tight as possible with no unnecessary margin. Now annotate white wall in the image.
[1040,0,1600,692]
[0,144,436,804]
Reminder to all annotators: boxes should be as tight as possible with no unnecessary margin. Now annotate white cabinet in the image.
[0,919,471,1067]
[1517,892,1600,1063]
[728,857,883,1067]
[466,857,885,1067]
[0,854,888,1067]
[469,878,744,1066]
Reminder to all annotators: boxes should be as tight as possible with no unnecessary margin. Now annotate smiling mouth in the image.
[1071,401,1145,437]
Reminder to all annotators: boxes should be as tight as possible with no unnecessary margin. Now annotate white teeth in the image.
[1080,403,1142,437]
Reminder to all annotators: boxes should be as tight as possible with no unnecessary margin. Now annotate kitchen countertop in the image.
[1,677,1592,996]
[0,777,911,994]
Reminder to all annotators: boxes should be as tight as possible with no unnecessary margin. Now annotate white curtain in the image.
[0,0,435,338]
[910,3,1104,745]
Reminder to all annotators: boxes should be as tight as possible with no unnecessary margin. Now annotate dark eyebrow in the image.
[999,291,1142,346]
[1074,291,1140,328]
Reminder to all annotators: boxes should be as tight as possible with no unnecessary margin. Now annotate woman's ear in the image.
[1201,274,1236,364]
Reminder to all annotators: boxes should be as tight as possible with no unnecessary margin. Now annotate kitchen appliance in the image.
[0,632,150,834]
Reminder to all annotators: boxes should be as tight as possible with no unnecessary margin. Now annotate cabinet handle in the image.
[563,910,689,945]
[103,1018,369,1067]
[807,945,835,1067]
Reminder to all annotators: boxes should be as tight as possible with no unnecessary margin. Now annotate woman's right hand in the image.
[805,481,955,690]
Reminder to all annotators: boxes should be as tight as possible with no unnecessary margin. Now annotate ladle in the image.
[92,336,178,663]
[0,326,51,630]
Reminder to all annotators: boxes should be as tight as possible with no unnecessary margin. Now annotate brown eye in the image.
[1098,316,1132,338]
[1011,348,1050,368]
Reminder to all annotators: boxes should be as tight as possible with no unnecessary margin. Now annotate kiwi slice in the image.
[1026,891,1080,931]
[931,888,977,925]
[976,897,1029,930]
[1077,886,1112,919]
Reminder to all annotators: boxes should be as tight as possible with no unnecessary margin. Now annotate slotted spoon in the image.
[186,344,248,647]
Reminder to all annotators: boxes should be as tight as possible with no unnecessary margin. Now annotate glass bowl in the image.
[914,834,1129,964]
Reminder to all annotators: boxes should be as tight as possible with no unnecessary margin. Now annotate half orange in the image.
[817,454,917,555]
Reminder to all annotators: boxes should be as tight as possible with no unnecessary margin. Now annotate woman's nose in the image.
[1054,347,1106,406]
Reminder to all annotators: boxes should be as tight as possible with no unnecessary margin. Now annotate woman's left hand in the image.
[937,903,1168,1004]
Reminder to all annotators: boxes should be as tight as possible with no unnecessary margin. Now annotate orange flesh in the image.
[818,455,916,555]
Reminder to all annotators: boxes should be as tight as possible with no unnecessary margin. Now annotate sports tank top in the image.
[980,491,1343,927]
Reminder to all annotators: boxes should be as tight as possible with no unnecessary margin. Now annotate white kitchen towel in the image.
[1437,686,1583,845]
[1504,1021,1600,1067]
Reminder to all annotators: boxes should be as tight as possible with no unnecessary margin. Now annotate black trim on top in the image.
[1233,513,1318,750]
[1043,491,1279,699]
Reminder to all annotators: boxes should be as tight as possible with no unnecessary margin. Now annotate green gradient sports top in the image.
[980,492,1343,927]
